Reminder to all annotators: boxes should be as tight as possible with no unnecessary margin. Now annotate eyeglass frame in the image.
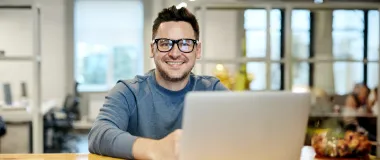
[152,38,199,53]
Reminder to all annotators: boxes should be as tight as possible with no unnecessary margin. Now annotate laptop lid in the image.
[180,91,311,160]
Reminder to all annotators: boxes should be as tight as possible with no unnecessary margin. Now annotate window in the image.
[368,10,379,89]
[244,9,282,90]
[367,63,379,89]
[74,0,144,92]
[246,62,281,90]
[244,9,313,91]
[333,10,364,60]
[331,10,379,94]
[368,10,379,61]
[332,10,365,94]
[292,10,311,89]
[244,9,282,60]
[292,10,311,59]
[242,9,378,92]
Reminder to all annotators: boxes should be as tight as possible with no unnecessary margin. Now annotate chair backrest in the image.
[63,82,81,120]
[0,116,6,137]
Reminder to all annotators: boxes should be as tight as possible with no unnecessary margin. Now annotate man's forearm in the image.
[88,122,137,159]
[132,137,158,159]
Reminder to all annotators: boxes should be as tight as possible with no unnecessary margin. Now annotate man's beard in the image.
[156,62,193,82]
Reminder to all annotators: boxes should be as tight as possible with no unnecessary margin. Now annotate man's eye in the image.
[160,43,170,47]
[182,43,190,46]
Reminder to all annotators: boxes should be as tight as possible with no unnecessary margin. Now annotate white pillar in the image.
[284,7,293,90]
[200,10,241,76]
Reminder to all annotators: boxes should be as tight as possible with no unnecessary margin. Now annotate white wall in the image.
[0,0,68,105]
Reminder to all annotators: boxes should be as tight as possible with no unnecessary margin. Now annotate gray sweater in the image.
[88,69,228,159]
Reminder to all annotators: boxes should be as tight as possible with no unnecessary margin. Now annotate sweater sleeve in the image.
[213,81,229,91]
[88,82,137,159]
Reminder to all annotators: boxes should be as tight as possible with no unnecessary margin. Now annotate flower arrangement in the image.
[311,130,371,159]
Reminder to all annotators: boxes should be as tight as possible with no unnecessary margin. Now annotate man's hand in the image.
[132,129,182,160]
[150,129,182,160]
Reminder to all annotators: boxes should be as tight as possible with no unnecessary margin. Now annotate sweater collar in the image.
[148,69,193,97]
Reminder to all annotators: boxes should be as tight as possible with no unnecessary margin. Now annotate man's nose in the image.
[168,44,181,58]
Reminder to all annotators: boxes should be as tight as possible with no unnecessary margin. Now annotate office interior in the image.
[0,0,379,158]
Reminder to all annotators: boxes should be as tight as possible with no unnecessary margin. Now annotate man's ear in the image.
[195,42,201,59]
[150,43,154,58]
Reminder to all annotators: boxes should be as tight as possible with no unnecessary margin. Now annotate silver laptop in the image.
[180,91,311,160]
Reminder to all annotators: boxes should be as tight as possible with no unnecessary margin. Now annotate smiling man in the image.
[88,5,228,160]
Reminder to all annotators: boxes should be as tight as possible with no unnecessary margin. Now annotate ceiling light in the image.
[176,2,187,9]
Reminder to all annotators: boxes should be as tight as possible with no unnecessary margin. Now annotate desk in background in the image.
[72,93,103,130]
[0,100,57,153]
[73,119,93,130]
[0,109,32,153]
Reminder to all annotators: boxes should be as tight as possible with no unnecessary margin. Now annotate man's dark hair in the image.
[152,6,199,40]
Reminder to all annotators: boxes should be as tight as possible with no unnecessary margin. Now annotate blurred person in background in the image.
[369,87,378,115]
[357,84,370,107]
[342,94,361,125]
[353,83,361,95]
[344,83,370,114]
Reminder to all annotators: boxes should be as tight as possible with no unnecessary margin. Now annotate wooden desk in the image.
[0,153,123,160]
[0,148,315,160]
[0,152,375,160]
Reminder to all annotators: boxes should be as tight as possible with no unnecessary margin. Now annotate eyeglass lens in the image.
[157,39,195,53]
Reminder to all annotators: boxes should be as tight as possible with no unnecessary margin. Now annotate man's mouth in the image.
[165,61,185,68]
[166,61,184,65]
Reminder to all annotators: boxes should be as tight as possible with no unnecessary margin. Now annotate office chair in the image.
[0,116,6,137]
[43,82,81,153]
[0,116,6,153]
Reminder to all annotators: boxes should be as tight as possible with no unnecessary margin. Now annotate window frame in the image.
[196,7,378,93]
[244,9,283,90]
[243,8,314,91]
[331,9,377,93]
[244,9,378,93]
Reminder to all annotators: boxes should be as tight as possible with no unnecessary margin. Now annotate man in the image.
[88,6,228,160]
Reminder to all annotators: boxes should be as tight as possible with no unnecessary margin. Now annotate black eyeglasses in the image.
[153,38,198,53]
